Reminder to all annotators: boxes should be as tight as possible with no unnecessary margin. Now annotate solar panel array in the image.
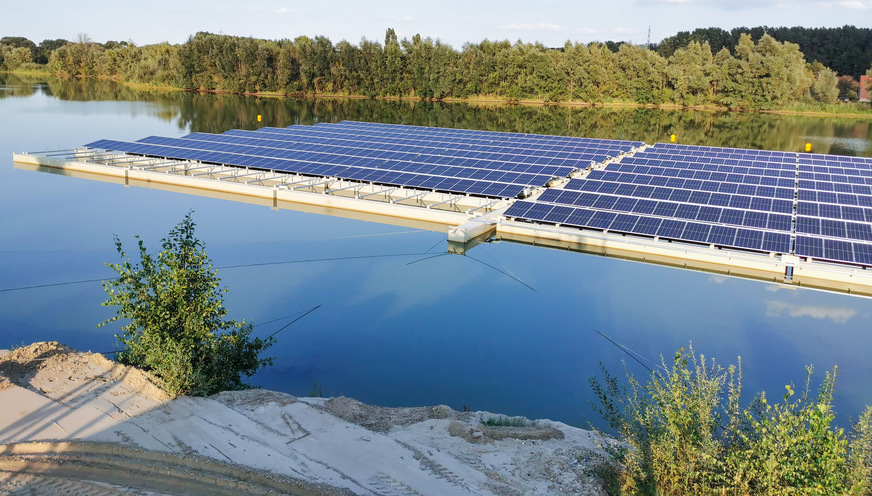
[506,142,872,267]
[85,121,642,200]
[795,153,872,264]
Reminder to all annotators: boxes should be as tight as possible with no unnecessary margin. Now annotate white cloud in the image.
[835,0,872,8]
[275,7,291,14]
[708,274,728,284]
[765,300,857,324]
[499,22,564,32]
[396,15,416,22]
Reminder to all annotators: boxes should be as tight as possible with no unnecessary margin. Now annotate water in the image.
[2,73,872,428]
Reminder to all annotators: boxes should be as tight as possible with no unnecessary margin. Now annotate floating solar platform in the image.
[13,122,872,297]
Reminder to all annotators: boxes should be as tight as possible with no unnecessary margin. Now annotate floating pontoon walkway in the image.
[13,121,872,297]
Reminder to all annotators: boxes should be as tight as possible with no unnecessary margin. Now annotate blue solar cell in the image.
[767,214,792,232]
[734,229,764,250]
[762,232,791,253]
[589,211,618,229]
[653,202,678,217]
[669,189,691,203]
[744,211,768,229]
[631,199,657,214]
[689,191,711,205]
[708,225,737,246]
[657,219,686,239]
[593,195,619,209]
[720,209,745,226]
[772,200,794,214]
[853,243,872,265]
[846,222,872,241]
[610,214,640,232]
[796,216,821,235]
[675,204,700,221]
[613,197,638,212]
[842,206,866,222]
[697,206,722,223]
[634,216,662,235]
[524,203,554,221]
[821,219,847,238]
[505,201,534,219]
[544,205,574,224]
[565,208,595,227]
[796,236,824,258]
[682,222,711,242]
[824,239,854,263]
[710,193,731,207]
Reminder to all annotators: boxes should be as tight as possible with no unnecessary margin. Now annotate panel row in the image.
[189,130,583,173]
[536,189,792,231]
[135,136,552,189]
[560,182,795,214]
[795,236,872,265]
[796,201,872,221]
[85,139,525,198]
[253,127,623,168]
[796,216,872,241]
[579,170,795,195]
[335,120,644,151]
[505,200,792,253]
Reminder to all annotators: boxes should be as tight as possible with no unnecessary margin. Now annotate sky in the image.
[1,0,870,48]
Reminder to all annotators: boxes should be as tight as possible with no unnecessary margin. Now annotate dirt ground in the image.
[0,343,610,495]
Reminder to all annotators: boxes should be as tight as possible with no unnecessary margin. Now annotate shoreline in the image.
[0,342,610,495]
[6,69,872,119]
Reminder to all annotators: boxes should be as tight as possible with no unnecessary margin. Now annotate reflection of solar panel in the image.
[86,122,643,200]
[505,142,872,268]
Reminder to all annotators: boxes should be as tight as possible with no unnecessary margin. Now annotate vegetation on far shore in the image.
[1,26,871,114]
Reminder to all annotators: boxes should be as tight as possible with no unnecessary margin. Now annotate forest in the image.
[1,26,871,110]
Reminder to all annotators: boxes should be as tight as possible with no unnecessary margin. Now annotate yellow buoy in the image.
[257,115,262,122]
[805,142,812,152]
[670,134,676,143]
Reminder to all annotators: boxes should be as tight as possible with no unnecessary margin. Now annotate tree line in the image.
[655,26,872,79]
[1,28,870,110]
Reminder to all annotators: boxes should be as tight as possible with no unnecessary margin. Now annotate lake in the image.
[2,73,872,428]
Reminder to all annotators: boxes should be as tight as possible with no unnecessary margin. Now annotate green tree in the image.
[99,213,275,397]
[810,67,839,104]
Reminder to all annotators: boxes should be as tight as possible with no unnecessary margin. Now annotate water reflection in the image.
[2,73,869,156]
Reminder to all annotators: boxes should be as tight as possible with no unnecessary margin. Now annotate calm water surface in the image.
[2,74,872,427]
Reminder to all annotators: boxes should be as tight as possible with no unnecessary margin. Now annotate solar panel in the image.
[86,123,872,268]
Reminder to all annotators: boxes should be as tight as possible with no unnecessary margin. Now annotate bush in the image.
[589,345,872,495]
[99,212,274,397]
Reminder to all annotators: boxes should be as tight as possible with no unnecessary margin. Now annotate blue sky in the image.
[2,0,870,48]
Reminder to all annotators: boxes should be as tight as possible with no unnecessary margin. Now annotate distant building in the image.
[861,75,871,102]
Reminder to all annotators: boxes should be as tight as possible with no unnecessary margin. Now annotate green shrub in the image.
[589,345,872,495]
[99,212,274,397]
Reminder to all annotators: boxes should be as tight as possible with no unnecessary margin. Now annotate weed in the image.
[589,344,872,495]
[480,415,533,427]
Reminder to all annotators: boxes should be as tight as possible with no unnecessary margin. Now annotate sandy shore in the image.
[0,342,609,495]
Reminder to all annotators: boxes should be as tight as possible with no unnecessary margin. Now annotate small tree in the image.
[99,212,274,397]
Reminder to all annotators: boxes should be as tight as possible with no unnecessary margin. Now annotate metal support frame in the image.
[219,169,267,181]
[325,183,363,195]
[466,198,502,214]
[246,172,284,184]
[392,191,427,204]
[293,179,333,191]
[428,195,462,210]
[358,187,396,199]
[140,160,187,171]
